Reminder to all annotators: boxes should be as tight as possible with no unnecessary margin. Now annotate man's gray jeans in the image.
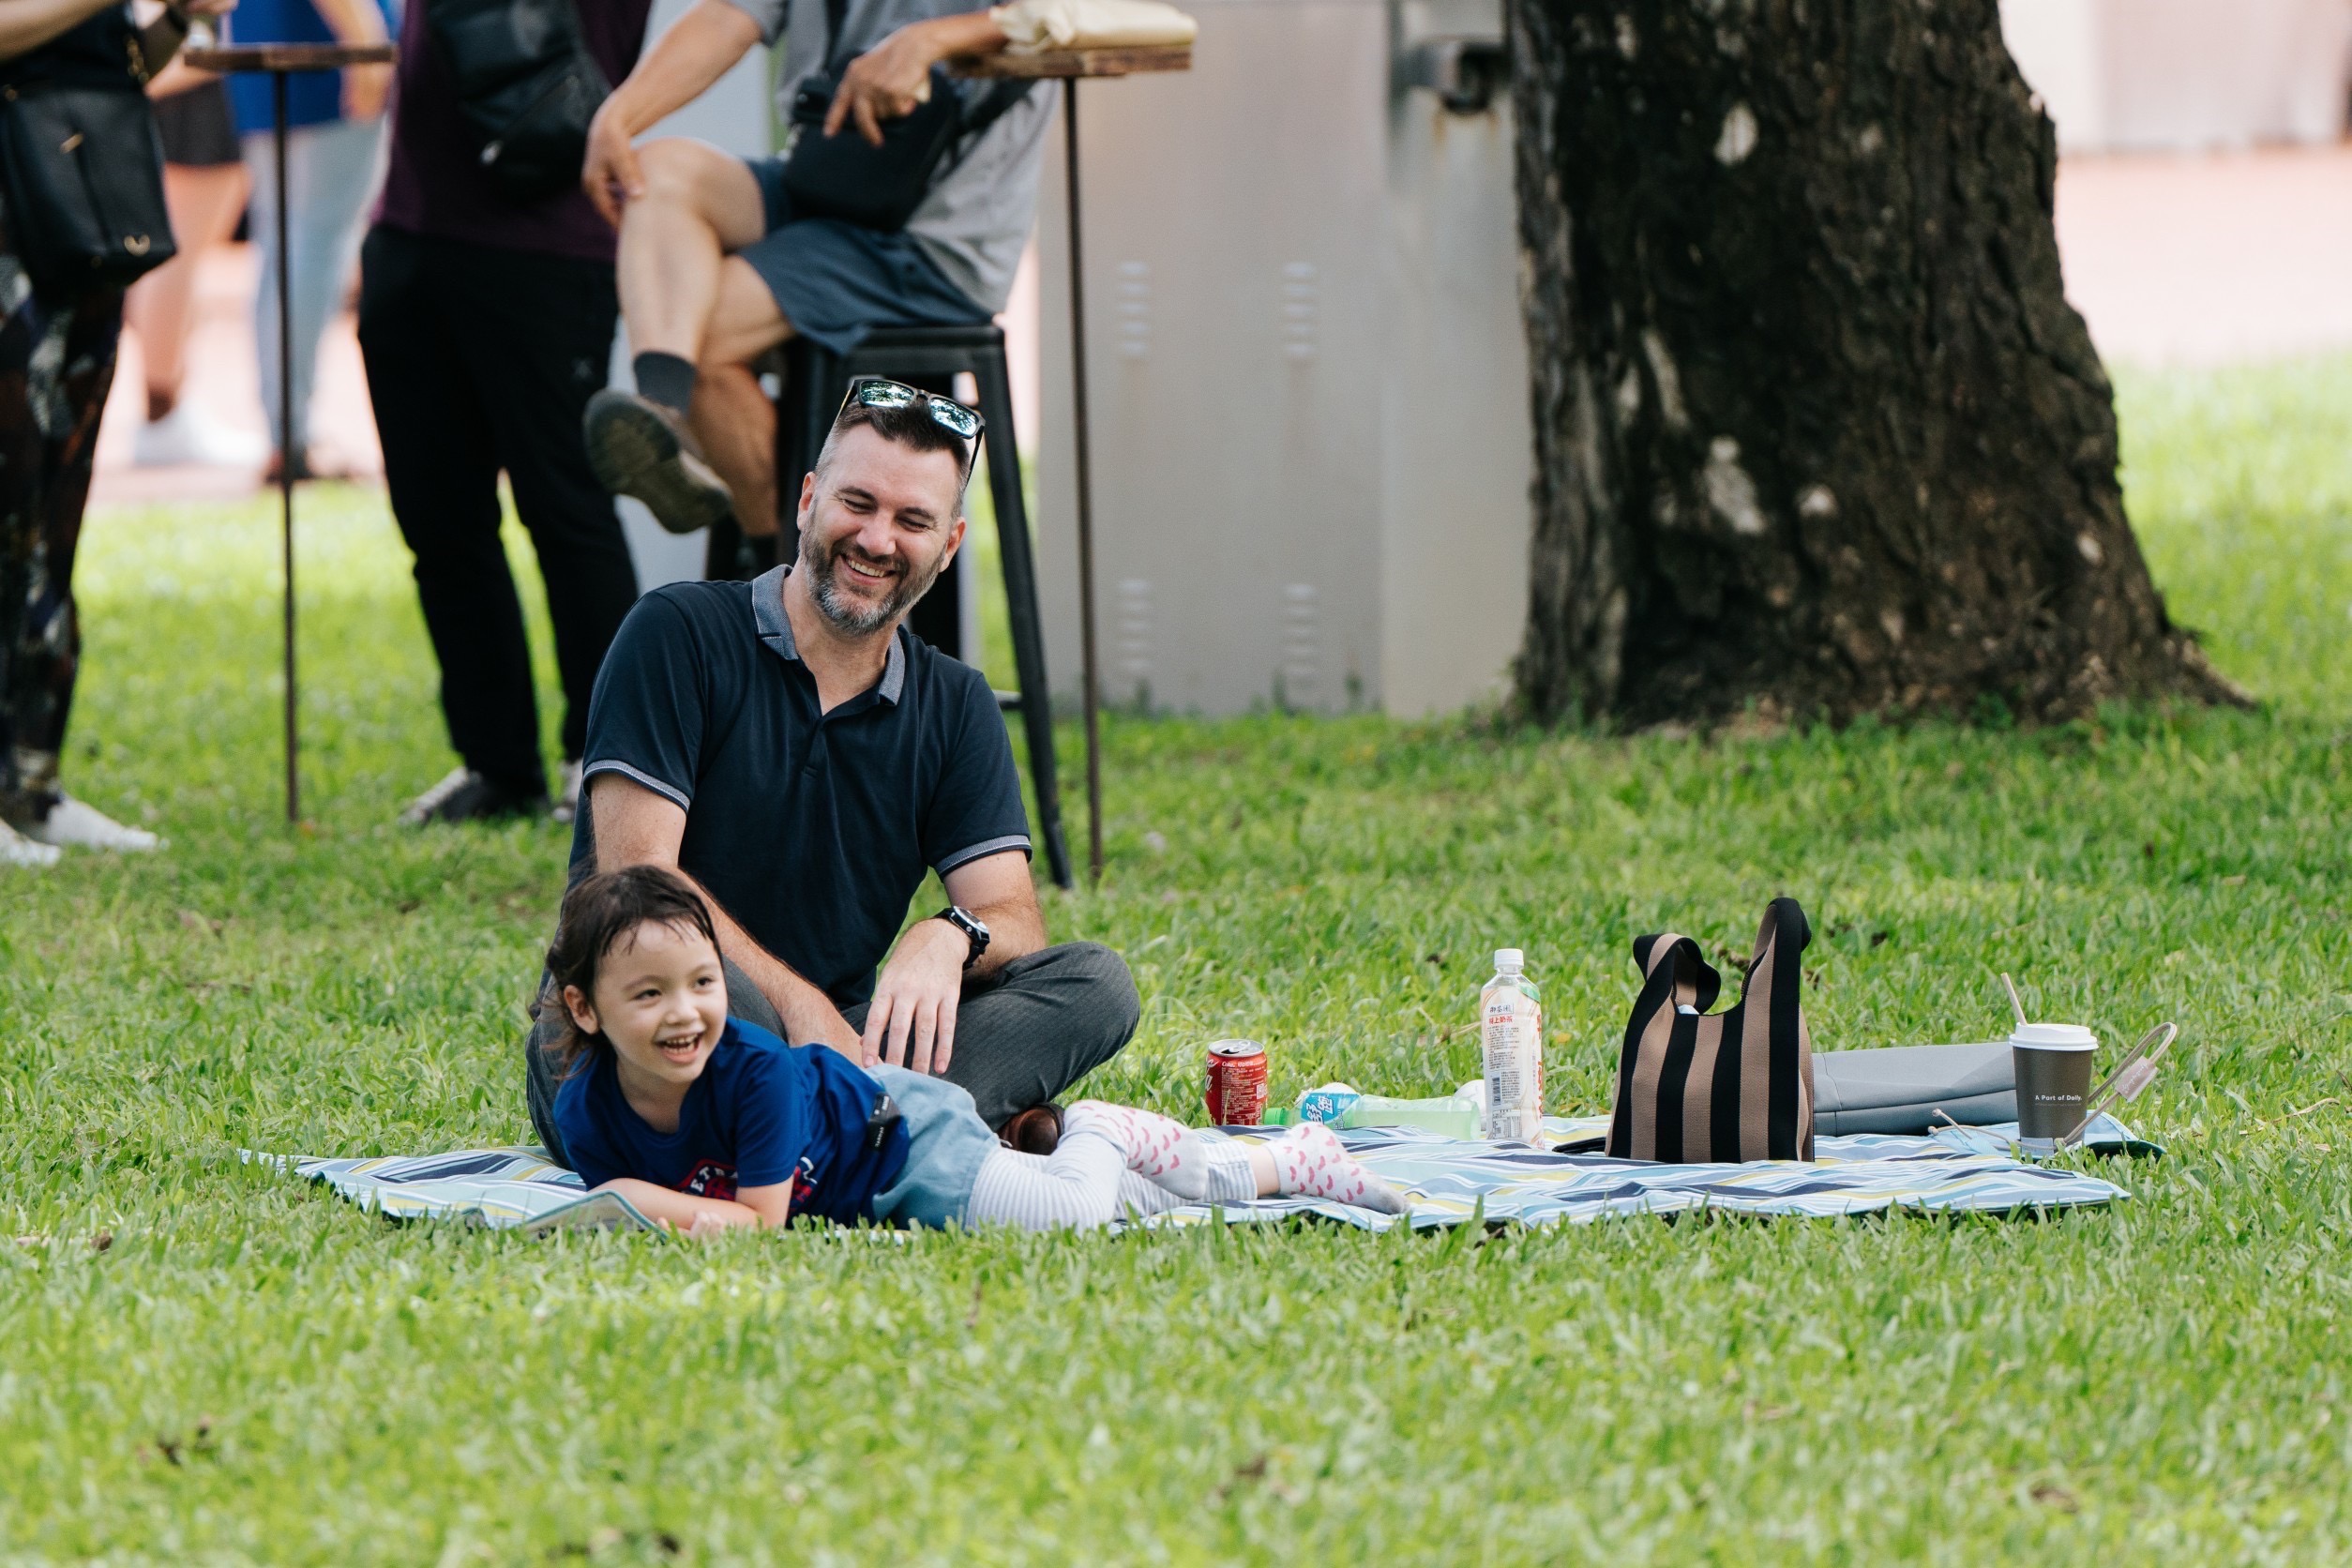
[523,942,1140,1169]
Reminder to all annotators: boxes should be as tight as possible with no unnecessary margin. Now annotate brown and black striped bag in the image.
[1605,897,1817,1163]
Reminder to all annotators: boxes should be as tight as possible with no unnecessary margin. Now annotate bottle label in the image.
[1482,986,1544,1142]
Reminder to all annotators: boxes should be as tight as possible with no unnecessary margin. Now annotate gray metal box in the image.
[1033,0,1531,716]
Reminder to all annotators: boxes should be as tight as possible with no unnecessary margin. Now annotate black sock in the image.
[632,352,699,415]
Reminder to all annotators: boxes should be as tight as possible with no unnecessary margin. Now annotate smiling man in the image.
[523,382,1138,1168]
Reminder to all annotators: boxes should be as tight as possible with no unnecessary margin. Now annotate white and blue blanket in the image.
[257,1113,2147,1236]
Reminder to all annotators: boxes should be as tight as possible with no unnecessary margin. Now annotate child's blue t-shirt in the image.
[551,1018,910,1224]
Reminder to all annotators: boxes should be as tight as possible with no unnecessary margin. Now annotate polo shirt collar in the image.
[752,564,906,705]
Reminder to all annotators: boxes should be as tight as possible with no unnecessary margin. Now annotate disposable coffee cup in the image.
[2011,1023,2098,1153]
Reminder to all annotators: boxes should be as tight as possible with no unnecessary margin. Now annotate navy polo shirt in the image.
[572,566,1031,1010]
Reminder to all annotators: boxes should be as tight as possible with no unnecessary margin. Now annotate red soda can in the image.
[1204,1039,1269,1125]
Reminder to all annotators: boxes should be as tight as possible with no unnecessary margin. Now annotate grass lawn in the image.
[5,356,2352,1565]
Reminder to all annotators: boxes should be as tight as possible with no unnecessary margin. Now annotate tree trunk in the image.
[1509,0,2244,727]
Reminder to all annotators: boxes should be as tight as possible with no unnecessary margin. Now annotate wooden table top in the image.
[184,43,398,72]
[949,43,1191,79]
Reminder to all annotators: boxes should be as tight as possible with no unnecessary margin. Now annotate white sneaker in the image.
[550,760,583,824]
[22,794,159,852]
[0,818,59,867]
[132,403,267,469]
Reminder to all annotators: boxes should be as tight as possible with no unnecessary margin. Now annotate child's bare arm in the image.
[597,1177,789,1234]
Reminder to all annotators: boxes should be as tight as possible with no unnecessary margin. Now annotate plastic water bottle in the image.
[1481,948,1545,1143]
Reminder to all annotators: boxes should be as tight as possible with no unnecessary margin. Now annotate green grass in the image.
[5,355,2352,1564]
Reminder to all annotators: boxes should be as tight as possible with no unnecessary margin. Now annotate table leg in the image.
[1063,79,1104,884]
[274,74,298,823]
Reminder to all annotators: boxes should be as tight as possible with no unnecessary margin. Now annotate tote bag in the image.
[1606,897,1816,1163]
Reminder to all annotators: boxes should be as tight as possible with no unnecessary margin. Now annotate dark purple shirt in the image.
[374,0,653,264]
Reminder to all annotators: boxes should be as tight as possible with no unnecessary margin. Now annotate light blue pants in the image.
[242,115,386,456]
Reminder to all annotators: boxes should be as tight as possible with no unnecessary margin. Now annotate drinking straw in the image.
[2000,973,2029,1032]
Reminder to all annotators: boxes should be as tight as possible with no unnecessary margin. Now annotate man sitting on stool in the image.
[577,0,1044,538]
[527,384,1137,1163]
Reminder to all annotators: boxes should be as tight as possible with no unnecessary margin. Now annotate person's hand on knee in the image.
[582,98,647,227]
[860,918,971,1075]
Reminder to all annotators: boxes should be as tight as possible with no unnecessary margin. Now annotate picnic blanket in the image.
[257,1113,2145,1236]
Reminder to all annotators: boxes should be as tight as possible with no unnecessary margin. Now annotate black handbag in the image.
[427,0,609,202]
[780,0,1032,231]
[0,82,175,292]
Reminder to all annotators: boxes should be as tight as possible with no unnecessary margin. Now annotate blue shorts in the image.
[738,158,991,357]
[865,1063,999,1229]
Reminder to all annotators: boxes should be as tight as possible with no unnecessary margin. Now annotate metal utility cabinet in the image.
[1034,0,1533,717]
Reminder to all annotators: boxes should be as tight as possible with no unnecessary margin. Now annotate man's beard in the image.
[803,530,946,636]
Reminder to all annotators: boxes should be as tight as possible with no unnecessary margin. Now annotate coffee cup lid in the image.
[2010,1022,2097,1050]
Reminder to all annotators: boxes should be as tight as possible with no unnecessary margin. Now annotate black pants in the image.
[523,942,1141,1168]
[0,266,118,813]
[357,226,639,793]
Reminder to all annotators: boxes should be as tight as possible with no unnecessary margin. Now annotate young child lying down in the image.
[542,866,1407,1233]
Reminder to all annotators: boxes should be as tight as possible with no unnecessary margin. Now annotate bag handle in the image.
[1631,932,1720,1015]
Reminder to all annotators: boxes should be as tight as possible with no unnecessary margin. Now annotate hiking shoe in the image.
[399,767,548,826]
[582,388,737,536]
[550,760,583,825]
[0,818,59,868]
[20,794,158,852]
[1001,1103,1064,1155]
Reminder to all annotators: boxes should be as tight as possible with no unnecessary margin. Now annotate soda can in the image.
[1204,1039,1269,1125]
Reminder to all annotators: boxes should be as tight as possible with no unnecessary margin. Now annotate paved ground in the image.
[86,144,2352,508]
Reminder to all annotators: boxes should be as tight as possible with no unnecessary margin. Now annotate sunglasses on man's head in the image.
[838,376,985,445]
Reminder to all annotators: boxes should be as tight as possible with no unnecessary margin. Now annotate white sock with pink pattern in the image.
[1063,1101,1214,1199]
[1267,1123,1409,1214]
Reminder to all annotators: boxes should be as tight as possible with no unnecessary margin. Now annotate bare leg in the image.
[125,161,249,414]
[691,362,778,536]
[614,141,768,362]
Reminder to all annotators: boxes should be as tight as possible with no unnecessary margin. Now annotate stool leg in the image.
[974,348,1073,889]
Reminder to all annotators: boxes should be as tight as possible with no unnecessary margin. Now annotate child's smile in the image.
[565,916,731,1131]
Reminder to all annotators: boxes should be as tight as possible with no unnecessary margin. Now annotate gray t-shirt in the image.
[721,0,1054,312]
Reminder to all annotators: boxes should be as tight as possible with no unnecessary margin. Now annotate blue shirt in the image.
[224,0,397,134]
[552,1019,910,1224]
[572,565,1030,1011]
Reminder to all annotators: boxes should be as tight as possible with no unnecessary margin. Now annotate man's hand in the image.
[822,21,941,147]
[820,9,1007,147]
[582,95,643,228]
[860,917,971,1075]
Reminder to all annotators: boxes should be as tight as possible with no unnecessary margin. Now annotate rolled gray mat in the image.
[1812,1041,2017,1136]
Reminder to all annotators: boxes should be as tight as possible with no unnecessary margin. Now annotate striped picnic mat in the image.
[257,1114,2142,1236]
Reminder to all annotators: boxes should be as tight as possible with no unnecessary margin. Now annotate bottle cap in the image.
[1494,948,1523,970]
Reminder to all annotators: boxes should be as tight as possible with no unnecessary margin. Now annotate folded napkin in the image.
[990,0,1198,53]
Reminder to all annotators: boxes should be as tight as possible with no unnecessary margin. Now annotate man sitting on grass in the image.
[524,380,1137,1165]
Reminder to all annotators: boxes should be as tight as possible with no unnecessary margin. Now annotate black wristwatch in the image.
[937,905,989,970]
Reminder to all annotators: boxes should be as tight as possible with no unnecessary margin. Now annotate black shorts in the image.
[152,78,240,168]
[735,156,989,356]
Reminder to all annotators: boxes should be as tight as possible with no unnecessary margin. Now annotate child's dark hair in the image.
[535,865,720,1078]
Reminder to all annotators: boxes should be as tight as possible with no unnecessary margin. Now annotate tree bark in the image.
[1509,0,2244,727]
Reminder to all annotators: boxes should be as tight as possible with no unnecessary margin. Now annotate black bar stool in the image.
[706,324,1072,889]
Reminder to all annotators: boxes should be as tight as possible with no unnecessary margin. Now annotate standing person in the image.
[224,0,391,481]
[126,61,264,469]
[575,0,1047,540]
[361,0,652,825]
[0,0,233,867]
[524,386,1141,1164]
